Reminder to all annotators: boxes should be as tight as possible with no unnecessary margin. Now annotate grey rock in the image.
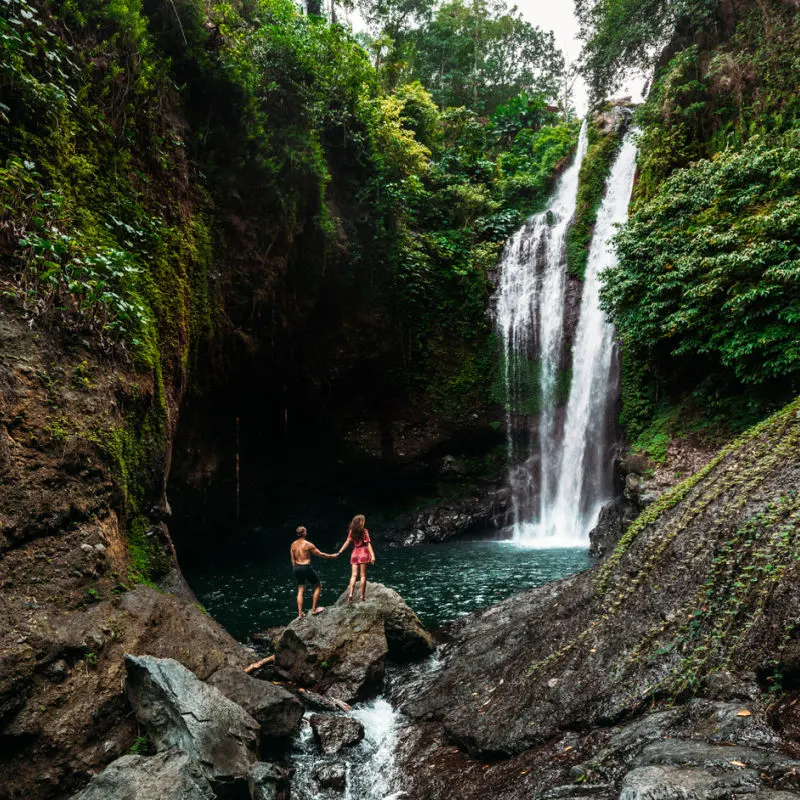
[634,739,800,776]
[275,604,387,703]
[71,749,214,799]
[593,104,633,137]
[589,501,624,559]
[124,654,259,790]
[247,762,289,800]
[703,670,760,702]
[45,658,69,683]
[638,491,661,507]
[313,763,346,791]
[620,454,650,476]
[297,689,348,713]
[689,700,781,748]
[309,714,365,754]
[619,764,760,800]
[80,543,95,554]
[540,785,614,799]
[335,582,433,661]
[572,709,688,779]
[206,666,303,742]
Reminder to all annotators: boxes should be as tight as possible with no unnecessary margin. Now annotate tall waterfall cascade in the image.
[496,127,638,546]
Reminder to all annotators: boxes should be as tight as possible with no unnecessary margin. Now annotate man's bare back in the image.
[290,538,317,565]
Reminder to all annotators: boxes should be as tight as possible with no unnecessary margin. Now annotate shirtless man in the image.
[290,526,338,618]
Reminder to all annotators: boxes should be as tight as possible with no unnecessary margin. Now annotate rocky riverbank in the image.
[394,396,800,798]
[69,582,431,799]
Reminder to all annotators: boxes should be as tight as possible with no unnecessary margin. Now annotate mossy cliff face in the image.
[399,395,800,794]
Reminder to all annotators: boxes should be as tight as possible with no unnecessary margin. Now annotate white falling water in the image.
[290,698,401,799]
[497,121,589,536]
[497,128,638,547]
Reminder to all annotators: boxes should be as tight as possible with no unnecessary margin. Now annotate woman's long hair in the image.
[348,514,366,546]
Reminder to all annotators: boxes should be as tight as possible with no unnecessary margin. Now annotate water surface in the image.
[184,540,592,640]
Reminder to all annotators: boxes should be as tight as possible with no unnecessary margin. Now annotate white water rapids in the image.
[497,127,638,547]
[290,698,402,799]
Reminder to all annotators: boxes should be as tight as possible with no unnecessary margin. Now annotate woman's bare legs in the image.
[359,563,367,601]
[347,564,358,603]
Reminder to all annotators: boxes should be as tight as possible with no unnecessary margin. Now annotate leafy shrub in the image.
[601,132,800,433]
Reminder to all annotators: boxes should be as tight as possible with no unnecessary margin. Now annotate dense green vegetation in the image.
[358,0,566,115]
[565,107,626,279]
[0,0,574,443]
[581,0,800,449]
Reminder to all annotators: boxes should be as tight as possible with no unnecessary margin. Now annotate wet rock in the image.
[382,490,507,547]
[593,104,633,137]
[125,654,260,791]
[571,709,688,780]
[633,739,800,776]
[638,490,661,507]
[313,763,347,791]
[618,764,760,799]
[71,749,215,799]
[309,714,365,754]
[297,689,350,713]
[335,582,433,661]
[687,699,780,748]
[589,500,624,558]
[206,666,303,743]
[247,762,290,800]
[540,785,614,799]
[274,604,387,703]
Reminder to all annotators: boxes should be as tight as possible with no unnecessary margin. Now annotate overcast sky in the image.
[513,1,645,114]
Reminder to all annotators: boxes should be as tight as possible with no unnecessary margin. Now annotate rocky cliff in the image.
[396,395,800,797]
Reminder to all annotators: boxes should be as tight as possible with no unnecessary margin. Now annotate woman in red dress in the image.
[337,514,375,603]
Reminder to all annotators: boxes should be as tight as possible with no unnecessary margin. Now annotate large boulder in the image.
[124,655,259,793]
[335,582,433,661]
[71,749,215,799]
[206,666,303,744]
[274,603,387,703]
[309,713,365,754]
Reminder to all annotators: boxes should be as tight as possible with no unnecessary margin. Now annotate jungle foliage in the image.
[581,0,800,445]
[0,0,572,428]
[358,0,566,115]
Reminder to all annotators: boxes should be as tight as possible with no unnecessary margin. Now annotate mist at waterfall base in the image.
[497,124,638,548]
[182,539,590,640]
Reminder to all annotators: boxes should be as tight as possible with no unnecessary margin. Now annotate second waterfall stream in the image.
[497,122,638,546]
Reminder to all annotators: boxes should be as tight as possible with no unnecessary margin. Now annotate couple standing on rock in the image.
[290,514,376,618]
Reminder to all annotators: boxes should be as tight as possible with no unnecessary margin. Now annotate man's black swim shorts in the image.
[293,564,320,586]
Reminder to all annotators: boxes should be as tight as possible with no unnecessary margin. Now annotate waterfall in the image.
[497,120,589,537]
[496,126,638,547]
